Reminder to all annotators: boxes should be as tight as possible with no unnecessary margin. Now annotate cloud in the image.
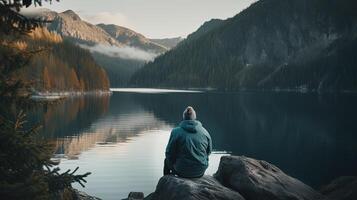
[20,7,52,16]
[78,44,158,61]
[80,11,131,27]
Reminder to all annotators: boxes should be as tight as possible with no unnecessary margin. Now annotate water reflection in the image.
[134,92,357,187]
[32,90,357,199]
[29,95,110,138]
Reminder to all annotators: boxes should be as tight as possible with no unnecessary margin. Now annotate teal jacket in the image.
[165,120,212,178]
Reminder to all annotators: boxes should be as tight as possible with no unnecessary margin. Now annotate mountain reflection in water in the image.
[31,90,357,199]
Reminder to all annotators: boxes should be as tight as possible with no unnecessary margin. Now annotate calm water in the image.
[31,89,357,199]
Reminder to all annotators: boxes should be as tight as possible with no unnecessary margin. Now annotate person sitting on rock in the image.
[164,106,212,178]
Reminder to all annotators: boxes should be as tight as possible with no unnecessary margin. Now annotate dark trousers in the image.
[163,158,204,178]
[163,158,175,175]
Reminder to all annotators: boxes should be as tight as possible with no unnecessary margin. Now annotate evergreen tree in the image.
[1,1,91,199]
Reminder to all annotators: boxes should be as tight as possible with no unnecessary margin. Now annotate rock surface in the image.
[73,189,102,200]
[320,176,357,200]
[144,155,327,200]
[52,188,101,200]
[214,156,324,200]
[146,175,244,200]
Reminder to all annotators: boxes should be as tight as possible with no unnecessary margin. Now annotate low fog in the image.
[78,44,158,61]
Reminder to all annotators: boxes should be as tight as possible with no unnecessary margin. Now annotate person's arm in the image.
[165,130,177,168]
[207,134,212,156]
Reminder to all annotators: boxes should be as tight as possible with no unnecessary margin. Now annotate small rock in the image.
[128,192,144,200]
[214,156,324,200]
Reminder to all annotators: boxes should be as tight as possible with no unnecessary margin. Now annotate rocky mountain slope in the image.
[31,10,120,46]
[130,0,357,92]
[30,9,166,52]
[97,23,167,53]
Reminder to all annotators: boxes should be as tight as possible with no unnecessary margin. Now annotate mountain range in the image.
[27,9,170,52]
[130,0,357,92]
[23,9,182,86]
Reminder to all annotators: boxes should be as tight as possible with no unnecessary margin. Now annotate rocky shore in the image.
[125,156,357,200]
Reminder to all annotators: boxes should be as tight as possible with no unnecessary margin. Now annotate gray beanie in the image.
[183,106,196,120]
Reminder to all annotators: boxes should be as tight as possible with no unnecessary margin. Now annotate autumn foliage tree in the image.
[17,27,110,92]
[42,66,51,90]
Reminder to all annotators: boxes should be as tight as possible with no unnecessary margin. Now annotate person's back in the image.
[164,106,212,178]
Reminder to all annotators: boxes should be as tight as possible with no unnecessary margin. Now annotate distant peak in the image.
[62,10,81,20]
[204,18,224,25]
[98,23,125,29]
[98,23,117,28]
[62,9,75,14]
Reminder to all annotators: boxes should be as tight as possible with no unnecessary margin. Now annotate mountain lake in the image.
[29,88,357,199]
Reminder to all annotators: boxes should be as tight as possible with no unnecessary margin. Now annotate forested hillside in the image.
[17,27,110,92]
[131,0,357,92]
[91,52,144,86]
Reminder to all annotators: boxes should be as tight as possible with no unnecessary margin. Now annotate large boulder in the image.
[320,176,357,200]
[214,156,324,200]
[147,175,244,200]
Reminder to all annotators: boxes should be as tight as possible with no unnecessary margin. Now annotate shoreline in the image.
[111,87,357,95]
[30,90,112,101]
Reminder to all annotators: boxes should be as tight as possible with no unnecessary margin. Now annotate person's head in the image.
[183,106,196,120]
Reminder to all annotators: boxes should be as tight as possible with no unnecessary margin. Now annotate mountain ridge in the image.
[97,23,167,53]
[22,9,184,87]
[130,0,357,92]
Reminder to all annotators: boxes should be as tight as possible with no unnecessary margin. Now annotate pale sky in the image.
[25,0,257,39]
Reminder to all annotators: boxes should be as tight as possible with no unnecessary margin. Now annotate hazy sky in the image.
[26,0,257,38]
